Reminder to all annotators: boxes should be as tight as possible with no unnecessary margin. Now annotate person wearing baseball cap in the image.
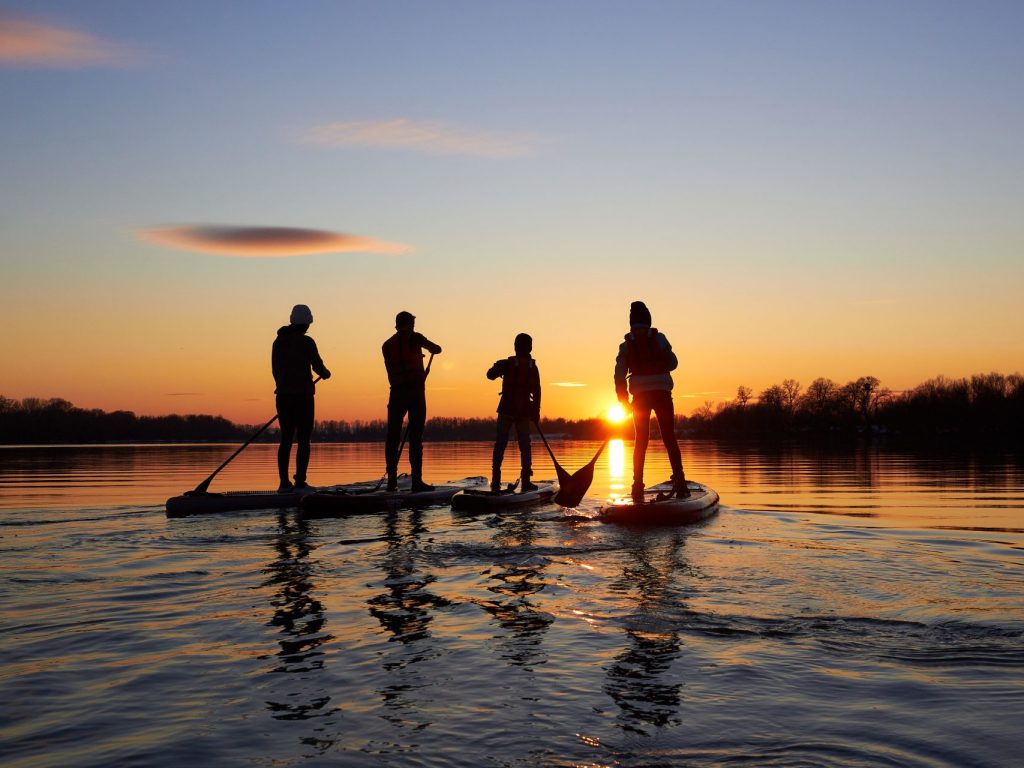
[613,301,689,503]
[381,311,442,492]
[272,304,331,492]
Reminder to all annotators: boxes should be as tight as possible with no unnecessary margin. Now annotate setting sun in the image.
[606,403,628,423]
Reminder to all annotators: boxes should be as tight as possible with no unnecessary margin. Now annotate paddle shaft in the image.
[191,376,323,494]
[532,419,566,474]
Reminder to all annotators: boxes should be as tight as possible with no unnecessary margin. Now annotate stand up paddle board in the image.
[300,477,461,518]
[166,487,317,517]
[451,483,556,513]
[598,481,720,526]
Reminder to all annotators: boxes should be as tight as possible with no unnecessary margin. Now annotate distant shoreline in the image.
[3,371,1021,445]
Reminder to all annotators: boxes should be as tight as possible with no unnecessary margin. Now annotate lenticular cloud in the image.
[140,225,410,257]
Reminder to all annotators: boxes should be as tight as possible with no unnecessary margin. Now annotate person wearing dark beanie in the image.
[614,300,689,502]
[629,301,652,327]
[486,333,542,492]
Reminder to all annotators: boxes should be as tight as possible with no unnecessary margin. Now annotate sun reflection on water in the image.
[608,438,625,501]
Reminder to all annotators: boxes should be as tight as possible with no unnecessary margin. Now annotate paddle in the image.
[374,352,435,491]
[533,420,608,508]
[188,376,323,495]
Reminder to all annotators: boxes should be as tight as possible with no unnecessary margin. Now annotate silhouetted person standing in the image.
[614,301,688,503]
[382,311,442,492]
[487,333,541,492]
[272,304,331,492]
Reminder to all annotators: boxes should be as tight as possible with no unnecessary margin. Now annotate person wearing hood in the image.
[382,311,442,492]
[486,333,541,493]
[272,304,331,492]
[614,301,689,503]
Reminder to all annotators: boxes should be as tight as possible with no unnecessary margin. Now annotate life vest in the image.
[383,332,425,387]
[624,327,668,376]
[500,356,535,414]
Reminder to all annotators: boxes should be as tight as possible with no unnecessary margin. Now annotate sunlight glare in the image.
[606,403,627,423]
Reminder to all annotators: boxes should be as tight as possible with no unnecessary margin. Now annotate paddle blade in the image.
[553,463,573,486]
[552,440,608,508]
[553,463,595,508]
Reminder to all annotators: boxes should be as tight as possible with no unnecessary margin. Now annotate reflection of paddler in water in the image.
[368,508,447,644]
[263,512,333,721]
[368,509,449,725]
[382,311,443,492]
[478,507,553,669]
[486,333,541,492]
[272,304,331,493]
[604,530,689,733]
[614,301,689,503]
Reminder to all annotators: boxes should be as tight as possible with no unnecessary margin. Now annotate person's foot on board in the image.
[293,481,312,492]
[411,479,434,493]
[490,468,502,493]
[631,482,646,504]
[278,481,295,493]
[520,472,538,493]
[672,475,691,498]
[386,472,398,492]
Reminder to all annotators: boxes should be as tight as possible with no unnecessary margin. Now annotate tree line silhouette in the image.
[2,371,1020,445]
[685,372,1023,441]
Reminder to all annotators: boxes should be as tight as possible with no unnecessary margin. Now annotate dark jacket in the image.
[487,355,541,418]
[614,324,677,400]
[272,325,329,395]
[382,331,442,389]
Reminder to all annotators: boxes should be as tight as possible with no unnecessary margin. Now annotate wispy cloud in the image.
[552,382,587,388]
[300,118,541,157]
[139,225,410,257]
[165,392,203,397]
[0,12,135,68]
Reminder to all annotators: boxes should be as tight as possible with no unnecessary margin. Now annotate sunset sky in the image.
[2,1,1022,423]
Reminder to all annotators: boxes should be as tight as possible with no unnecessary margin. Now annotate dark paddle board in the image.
[598,481,720,526]
[451,483,556,513]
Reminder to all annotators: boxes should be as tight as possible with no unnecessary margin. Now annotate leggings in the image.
[492,414,532,473]
[277,393,314,485]
[386,387,427,478]
[631,389,684,487]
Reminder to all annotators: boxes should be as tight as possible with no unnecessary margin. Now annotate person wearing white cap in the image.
[272,304,331,492]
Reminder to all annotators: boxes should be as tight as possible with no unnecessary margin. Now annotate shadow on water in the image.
[260,512,335,722]
[604,528,697,736]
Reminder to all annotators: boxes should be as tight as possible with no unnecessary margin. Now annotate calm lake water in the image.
[1,440,1022,767]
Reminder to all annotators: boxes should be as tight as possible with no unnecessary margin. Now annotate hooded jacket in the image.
[614,324,678,400]
[272,325,329,395]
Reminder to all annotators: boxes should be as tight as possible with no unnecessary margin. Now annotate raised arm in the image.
[486,359,507,380]
[415,332,442,356]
